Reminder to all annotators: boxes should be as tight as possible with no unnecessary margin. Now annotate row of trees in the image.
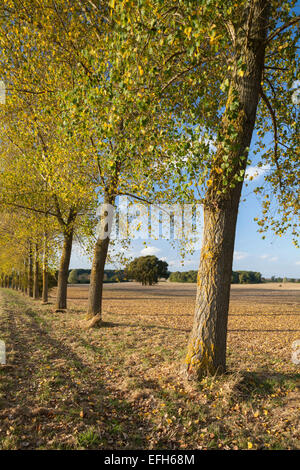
[0,1,299,377]
[68,269,126,284]
[169,270,263,283]
[169,271,198,283]
[231,271,262,283]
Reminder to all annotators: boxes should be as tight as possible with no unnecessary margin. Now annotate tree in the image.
[0,4,98,311]
[113,0,299,376]
[126,256,169,286]
[0,0,173,322]
[68,270,79,284]
[184,0,298,376]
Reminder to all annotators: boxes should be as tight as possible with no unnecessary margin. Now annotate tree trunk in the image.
[55,228,74,311]
[86,194,115,324]
[42,233,49,303]
[42,268,48,304]
[186,0,270,377]
[28,243,33,297]
[87,236,110,322]
[33,244,40,299]
[23,259,28,293]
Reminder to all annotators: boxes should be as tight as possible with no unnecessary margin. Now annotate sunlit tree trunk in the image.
[87,193,115,323]
[186,0,270,377]
[55,228,74,311]
[55,207,76,311]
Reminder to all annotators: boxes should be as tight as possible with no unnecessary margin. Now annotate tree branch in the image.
[259,86,282,188]
[0,201,58,217]
[266,16,300,43]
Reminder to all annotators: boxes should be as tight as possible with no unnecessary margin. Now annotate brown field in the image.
[0,282,299,450]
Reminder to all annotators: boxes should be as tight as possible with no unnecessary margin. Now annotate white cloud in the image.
[234,251,248,260]
[140,246,160,256]
[295,261,300,265]
[260,254,269,259]
[269,256,278,262]
[245,164,270,181]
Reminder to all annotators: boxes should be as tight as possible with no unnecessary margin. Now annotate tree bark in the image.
[41,232,49,303]
[186,0,270,377]
[28,243,33,297]
[33,244,40,299]
[42,268,48,304]
[86,194,115,324]
[55,228,74,311]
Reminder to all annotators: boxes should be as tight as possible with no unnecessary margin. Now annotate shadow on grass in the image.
[0,291,153,450]
[231,371,300,400]
[228,329,300,332]
[90,319,190,333]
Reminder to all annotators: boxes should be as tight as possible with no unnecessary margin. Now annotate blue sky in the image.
[71,164,300,278]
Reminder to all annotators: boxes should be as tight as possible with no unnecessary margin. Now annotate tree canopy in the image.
[126,256,169,286]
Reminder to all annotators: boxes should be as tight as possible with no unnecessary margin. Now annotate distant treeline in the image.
[68,269,126,284]
[169,270,300,284]
[265,276,300,283]
[169,270,263,284]
[68,269,300,285]
[231,271,262,284]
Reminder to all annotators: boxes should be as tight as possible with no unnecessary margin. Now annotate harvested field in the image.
[0,282,299,450]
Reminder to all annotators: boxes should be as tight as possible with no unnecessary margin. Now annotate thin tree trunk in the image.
[42,235,49,304]
[186,0,270,377]
[42,268,48,304]
[55,228,74,311]
[33,244,40,299]
[28,243,33,297]
[86,194,115,324]
[23,259,28,293]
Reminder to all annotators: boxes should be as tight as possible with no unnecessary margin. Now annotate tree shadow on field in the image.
[229,328,300,332]
[96,319,190,333]
[230,370,300,401]
[0,295,153,450]
[229,313,300,317]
